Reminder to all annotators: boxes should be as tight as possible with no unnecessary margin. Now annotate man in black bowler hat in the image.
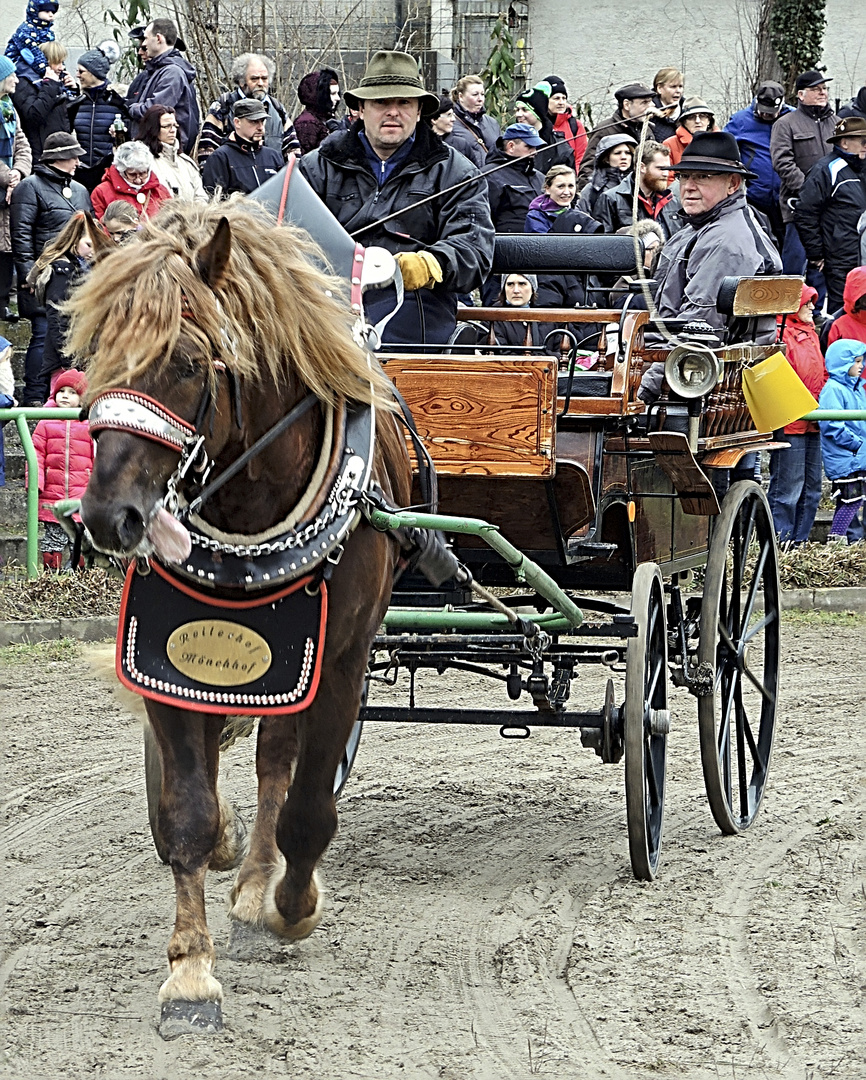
[653,130,781,332]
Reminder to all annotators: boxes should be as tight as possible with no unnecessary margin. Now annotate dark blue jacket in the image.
[725,101,794,210]
[201,136,283,196]
[72,82,128,172]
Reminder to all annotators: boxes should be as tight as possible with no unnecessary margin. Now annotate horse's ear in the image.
[196,216,232,289]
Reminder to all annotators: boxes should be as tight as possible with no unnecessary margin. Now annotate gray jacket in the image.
[654,188,782,332]
[769,103,838,223]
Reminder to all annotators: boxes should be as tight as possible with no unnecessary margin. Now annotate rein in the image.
[185,392,318,517]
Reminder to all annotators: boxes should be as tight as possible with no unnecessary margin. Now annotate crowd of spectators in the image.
[1,5,866,561]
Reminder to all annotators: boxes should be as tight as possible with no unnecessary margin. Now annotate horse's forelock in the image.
[67,201,393,408]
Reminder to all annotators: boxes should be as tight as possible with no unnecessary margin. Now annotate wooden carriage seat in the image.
[380,355,596,554]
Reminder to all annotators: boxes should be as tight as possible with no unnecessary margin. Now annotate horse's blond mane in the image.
[65,199,392,407]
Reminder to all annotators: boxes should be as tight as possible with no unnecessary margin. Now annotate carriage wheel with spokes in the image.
[698,481,780,835]
[625,562,669,881]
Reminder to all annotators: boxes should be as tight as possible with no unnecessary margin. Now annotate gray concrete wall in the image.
[528,0,865,124]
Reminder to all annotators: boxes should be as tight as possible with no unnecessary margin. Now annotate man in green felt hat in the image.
[300,50,493,345]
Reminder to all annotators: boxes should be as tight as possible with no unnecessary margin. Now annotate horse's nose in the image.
[115,505,146,550]
[81,496,147,554]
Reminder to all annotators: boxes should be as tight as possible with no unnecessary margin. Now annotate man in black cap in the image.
[652,131,781,332]
[577,83,658,186]
[725,80,793,245]
[201,98,283,196]
[9,132,91,403]
[795,116,866,312]
[299,50,493,346]
[71,48,129,191]
[770,69,837,293]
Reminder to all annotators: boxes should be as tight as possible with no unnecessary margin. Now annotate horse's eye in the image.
[177,358,201,380]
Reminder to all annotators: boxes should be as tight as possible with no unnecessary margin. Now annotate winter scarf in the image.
[0,95,15,167]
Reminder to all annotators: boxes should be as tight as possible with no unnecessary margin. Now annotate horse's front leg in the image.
[228,714,299,925]
[146,702,226,1034]
[262,664,364,940]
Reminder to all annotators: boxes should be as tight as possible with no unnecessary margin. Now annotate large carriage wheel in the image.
[698,481,780,835]
[625,562,669,881]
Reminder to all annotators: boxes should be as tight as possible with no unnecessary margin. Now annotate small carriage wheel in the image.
[698,481,780,835]
[143,720,170,864]
[624,562,669,881]
[334,682,367,799]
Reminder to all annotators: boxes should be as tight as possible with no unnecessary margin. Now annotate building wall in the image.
[528,0,865,124]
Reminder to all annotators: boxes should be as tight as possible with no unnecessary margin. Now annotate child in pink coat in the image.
[30,367,93,569]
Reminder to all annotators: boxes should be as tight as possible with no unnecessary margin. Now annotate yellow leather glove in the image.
[395,251,443,291]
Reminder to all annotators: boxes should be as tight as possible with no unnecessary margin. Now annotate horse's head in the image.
[77,216,241,560]
[68,201,393,562]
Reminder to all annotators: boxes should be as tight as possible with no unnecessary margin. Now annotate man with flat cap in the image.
[299,50,494,345]
[770,69,837,291]
[201,98,283,196]
[577,83,658,186]
[653,130,781,332]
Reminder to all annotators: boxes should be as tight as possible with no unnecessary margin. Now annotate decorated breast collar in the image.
[174,399,376,591]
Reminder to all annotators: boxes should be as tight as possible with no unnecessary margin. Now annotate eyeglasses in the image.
[123,169,150,180]
[159,121,177,129]
[677,172,722,183]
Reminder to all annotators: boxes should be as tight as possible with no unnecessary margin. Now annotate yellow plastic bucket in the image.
[742,350,818,432]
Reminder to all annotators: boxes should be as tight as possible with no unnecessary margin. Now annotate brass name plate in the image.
[167,620,272,686]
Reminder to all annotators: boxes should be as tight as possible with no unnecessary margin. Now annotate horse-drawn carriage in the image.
[67,186,800,1033]
[353,233,798,882]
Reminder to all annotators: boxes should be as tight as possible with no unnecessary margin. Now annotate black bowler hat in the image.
[671,130,758,179]
[795,69,832,91]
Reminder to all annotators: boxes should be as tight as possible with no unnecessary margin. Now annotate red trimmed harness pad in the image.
[116,561,327,715]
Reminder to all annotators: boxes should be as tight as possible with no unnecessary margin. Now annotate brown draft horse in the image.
[67,200,411,1033]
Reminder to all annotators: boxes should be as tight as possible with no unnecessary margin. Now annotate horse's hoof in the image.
[262,868,324,941]
[158,999,223,1040]
[228,874,267,925]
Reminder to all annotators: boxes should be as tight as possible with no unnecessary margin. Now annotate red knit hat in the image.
[53,369,87,396]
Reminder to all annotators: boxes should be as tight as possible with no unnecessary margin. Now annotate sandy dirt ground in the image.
[1,616,864,1080]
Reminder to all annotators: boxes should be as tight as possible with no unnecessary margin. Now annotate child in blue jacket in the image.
[5,0,58,79]
[818,338,866,541]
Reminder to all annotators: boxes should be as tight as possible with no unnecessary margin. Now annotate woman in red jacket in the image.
[30,367,93,569]
[767,284,828,545]
[825,266,866,347]
[90,140,171,221]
